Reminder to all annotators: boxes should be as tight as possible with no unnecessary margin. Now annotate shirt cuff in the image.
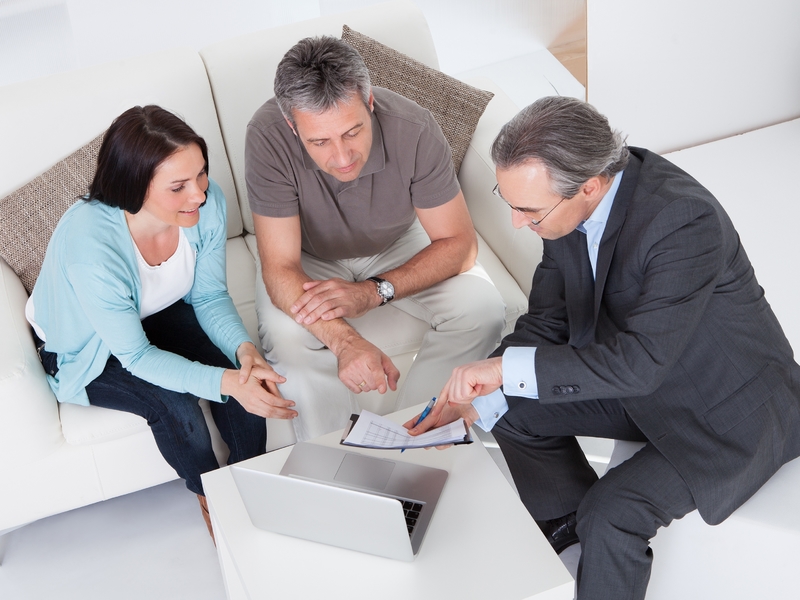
[503,346,539,399]
[472,389,508,432]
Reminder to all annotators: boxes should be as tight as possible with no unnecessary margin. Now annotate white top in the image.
[134,227,195,319]
[25,295,46,341]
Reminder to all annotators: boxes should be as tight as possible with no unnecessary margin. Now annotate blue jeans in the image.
[37,301,266,495]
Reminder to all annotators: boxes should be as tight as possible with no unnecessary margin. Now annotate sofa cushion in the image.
[342,25,493,174]
[59,402,150,446]
[0,133,104,294]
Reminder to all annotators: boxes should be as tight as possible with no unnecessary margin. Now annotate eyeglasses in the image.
[492,183,565,226]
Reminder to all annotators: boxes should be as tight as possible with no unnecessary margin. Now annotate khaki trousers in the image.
[255,220,506,440]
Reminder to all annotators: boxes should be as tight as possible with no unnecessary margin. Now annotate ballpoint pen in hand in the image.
[413,397,437,428]
[402,397,437,452]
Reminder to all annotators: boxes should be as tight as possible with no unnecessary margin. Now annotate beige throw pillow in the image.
[0,132,105,294]
[341,25,493,173]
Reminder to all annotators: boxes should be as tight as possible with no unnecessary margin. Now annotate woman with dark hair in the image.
[26,105,296,540]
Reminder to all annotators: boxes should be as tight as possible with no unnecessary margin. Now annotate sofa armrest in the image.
[458,76,542,298]
[0,259,64,469]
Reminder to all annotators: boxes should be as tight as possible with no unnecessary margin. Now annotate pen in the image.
[414,397,437,428]
[402,397,437,453]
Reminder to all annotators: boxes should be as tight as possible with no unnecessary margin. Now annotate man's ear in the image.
[581,175,606,201]
[367,89,374,113]
[284,116,297,136]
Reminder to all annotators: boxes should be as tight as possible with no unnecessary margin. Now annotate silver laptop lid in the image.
[231,467,415,561]
[232,442,448,560]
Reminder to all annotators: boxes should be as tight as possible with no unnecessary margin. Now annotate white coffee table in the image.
[201,405,574,600]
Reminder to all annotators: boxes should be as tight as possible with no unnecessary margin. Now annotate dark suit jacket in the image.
[495,148,800,525]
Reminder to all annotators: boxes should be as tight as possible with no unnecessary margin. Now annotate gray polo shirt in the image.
[245,87,461,260]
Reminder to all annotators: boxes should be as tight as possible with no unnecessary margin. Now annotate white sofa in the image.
[605,119,800,600]
[0,1,548,536]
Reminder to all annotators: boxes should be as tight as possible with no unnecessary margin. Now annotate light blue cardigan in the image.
[30,178,252,406]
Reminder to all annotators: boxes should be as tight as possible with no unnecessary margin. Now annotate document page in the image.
[341,410,472,450]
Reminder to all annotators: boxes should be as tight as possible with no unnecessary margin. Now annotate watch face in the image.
[379,280,394,298]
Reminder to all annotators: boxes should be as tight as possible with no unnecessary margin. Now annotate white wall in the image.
[0,0,319,87]
[586,0,800,153]
[0,0,583,88]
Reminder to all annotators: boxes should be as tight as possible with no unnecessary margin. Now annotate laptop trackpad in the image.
[334,454,395,491]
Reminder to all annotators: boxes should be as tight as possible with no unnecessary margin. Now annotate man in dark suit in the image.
[407,96,800,599]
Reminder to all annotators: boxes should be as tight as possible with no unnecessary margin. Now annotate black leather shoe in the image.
[536,511,579,554]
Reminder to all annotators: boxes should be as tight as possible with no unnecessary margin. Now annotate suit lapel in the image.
[593,152,643,319]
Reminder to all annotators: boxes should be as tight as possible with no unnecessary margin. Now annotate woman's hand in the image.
[236,342,272,384]
[222,342,297,419]
[221,368,297,419]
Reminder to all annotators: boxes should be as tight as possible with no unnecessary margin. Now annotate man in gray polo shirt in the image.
[245,36,505,440]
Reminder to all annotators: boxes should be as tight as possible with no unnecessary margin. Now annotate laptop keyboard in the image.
[400,500,424,536]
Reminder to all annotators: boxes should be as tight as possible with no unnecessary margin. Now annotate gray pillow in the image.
[342,25,493,174]
[0,132,105,294]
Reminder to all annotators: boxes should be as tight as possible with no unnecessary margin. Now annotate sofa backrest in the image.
[0,47,244,242]
[457,76,543,297]
[200,1,544,298]
[199,0,438,236]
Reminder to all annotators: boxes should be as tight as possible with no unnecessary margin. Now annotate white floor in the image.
[0,480,225,600]
[0,447,586,600]
[0,435,595,600]
[0,2,589,598]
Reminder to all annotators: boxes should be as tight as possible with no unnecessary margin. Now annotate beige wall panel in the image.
[587,0,800,153]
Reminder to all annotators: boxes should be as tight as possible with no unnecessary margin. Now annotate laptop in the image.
[230,442,448,561]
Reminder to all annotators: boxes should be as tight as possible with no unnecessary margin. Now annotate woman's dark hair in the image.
[87,105,209,213]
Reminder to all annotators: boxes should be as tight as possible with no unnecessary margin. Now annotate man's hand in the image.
[403,400,479,435]
[334,334,401,394]
[438,357,504,405]
[403,399,479,450]
[402,357,502,448]
[290,278,379,325]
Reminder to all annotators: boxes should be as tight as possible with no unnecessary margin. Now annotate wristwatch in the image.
[367,276,395,306]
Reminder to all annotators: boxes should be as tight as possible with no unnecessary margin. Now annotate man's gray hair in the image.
[274,36,371,126]
[491,96,629,198]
